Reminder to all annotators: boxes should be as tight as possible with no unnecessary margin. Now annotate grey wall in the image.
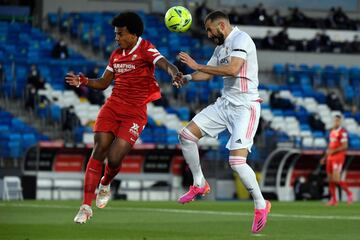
[219,0,359,11]
[42,0,151,17]
[258,50,360,71]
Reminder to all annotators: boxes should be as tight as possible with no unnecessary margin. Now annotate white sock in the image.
[179,128,205,187]
[230,156,266,209]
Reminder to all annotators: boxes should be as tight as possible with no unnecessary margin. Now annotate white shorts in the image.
[192,97,260,151]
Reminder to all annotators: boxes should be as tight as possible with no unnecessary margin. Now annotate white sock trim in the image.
[180,128,199,142]
[229,156,247,166]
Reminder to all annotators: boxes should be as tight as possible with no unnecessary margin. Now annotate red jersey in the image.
[106,37,163,106]
[328,127,348,158]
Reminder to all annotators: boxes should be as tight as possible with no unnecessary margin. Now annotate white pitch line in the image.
[115,207,360,221]
[1,203,360,221]
[251,234,266,237]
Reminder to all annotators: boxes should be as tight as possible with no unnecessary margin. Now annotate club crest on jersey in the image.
[220,57,229,64]
[132,54,137,61]
[129,123,140,137]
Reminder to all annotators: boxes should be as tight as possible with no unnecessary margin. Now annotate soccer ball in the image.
[164,6,192,33]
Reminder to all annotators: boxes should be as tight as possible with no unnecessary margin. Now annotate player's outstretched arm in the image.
[155,58,184,88]
[178,52,243,77]
[156,57,180,78]
[185,71,213,82]
[65,70,113,90]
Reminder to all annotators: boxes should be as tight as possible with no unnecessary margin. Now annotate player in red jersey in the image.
[66,12,183,223]
[320,114,353,206]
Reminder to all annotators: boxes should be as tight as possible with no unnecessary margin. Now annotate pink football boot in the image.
[178,181,210,204]
[252,200,271,234]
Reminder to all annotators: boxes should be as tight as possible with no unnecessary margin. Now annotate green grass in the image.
[0,200,359,240]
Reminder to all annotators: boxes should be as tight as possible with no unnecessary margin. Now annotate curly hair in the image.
[111,12,144,36]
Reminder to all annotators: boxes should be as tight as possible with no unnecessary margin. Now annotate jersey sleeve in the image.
[106,50,116,72]
[340,129,348,143]
[230,33,250,60]
[206,47,218,66]
[143,42,164,65]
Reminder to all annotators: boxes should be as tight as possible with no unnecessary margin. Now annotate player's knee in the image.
[93,143,110,159]
[332,175,340,183]
[107,158,121,168]
[178,128,198,145]
[229,156,247,171]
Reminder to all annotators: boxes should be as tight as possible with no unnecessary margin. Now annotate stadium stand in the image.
[0,1,359,202]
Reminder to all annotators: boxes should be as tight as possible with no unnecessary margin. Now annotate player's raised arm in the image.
[155,57,184,88]
[65,69,114,90]
[183,71,213,82]
[178,51,243,77]
[156,57,181,78]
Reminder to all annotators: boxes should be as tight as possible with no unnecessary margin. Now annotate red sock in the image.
[83,157,103,206]
[101,163,121,186]
[329,182,337,201]
[338,181,352,196]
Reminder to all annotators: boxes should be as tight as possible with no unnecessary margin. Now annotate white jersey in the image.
[207,27,260,105]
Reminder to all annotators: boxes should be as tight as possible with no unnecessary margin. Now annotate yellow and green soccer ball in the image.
[164,6,192,33]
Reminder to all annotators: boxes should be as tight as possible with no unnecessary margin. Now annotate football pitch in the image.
[0,200,359,240]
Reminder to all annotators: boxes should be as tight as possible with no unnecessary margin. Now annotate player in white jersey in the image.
[175,11,271,234]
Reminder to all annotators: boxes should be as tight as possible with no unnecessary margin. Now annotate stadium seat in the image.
[313,138,327,149]
[2,176,23,201]
[273,63,285,77]
[302,137,314,149]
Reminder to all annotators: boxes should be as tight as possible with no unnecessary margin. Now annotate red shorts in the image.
[94,99,147,145]
[326,155,345,174]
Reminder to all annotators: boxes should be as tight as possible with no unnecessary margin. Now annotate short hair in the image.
[111,12,144,36]
[334,114,342,119]
[204,10,229,24]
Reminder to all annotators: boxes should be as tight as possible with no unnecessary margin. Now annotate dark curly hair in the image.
[111,12,144,36]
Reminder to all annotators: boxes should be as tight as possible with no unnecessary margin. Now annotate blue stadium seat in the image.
[312,131,324,138]
[310,64,322,86]
[283,110,296,117]
[147,116,157,127]
[0,125,9,133]
[11,119,26,133]
[49,104,62,122]
[272,109,283,116]
[273,63,285,77]
[166,129,178,145]
[349,138,360,150]
[300,124,311,131]
[176,107,190,121]
[153,126,167,144]
[140,128,153,143]
[344,86,354,103]
[323,65,338,88]
[277,131,290,142]
[47,13,58,27]
[262,103,270,109]
[22,133,37,151]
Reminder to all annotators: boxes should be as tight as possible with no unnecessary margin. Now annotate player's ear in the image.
[217,21,225,31]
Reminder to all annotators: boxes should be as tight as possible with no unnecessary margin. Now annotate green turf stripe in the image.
[1,203,360,221]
